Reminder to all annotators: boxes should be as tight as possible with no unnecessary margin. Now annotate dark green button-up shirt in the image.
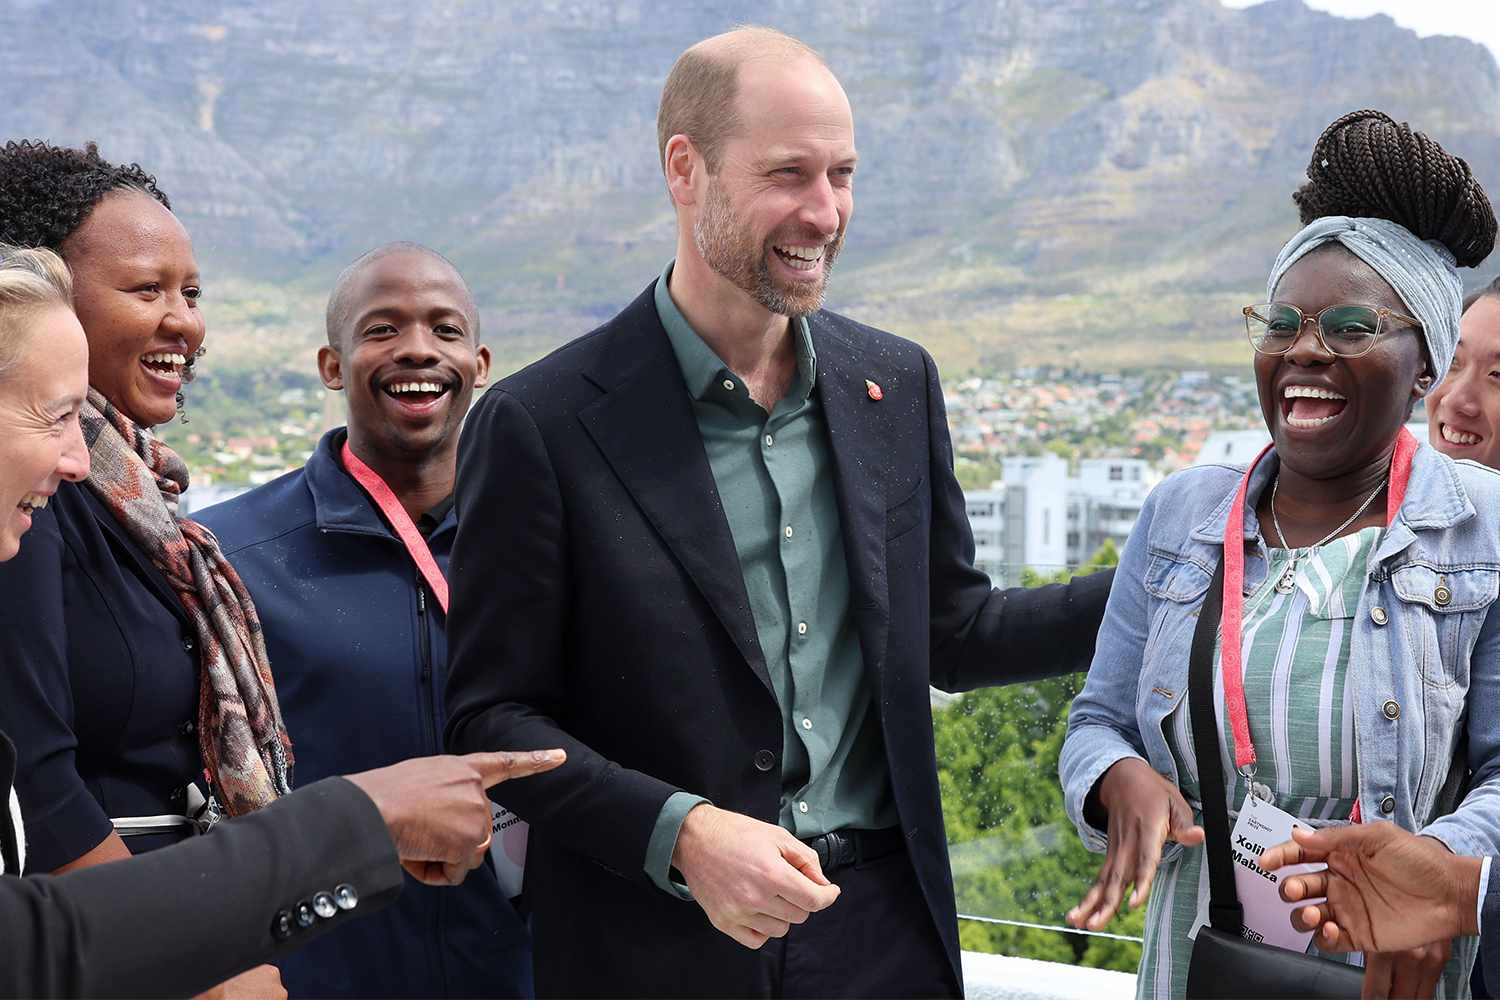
[644,262,897,895]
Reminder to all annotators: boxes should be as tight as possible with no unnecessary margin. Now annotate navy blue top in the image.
[198,429,530,999]
[0,481,201,872]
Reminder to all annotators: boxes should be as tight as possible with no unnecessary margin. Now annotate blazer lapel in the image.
[812,318,894,679]
[579,291,773,697]
[82,489,191,628]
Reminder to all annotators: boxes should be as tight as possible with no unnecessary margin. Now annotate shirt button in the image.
[1370,606,1388,626]
[764,434,774,447]
[313,892,338,919]
[784,525,794,539]
[334,884,359,911]
[722,379,735,391]
[798,801,809,814]
[753,749,776,772]
[1382,699,1400,720]
[1379,794,1396,815]
[801,717,813,731]
[1435,583,1453,607]
[797,622,808,636]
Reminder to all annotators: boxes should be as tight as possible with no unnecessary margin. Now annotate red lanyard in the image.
[1220,428,1417,782]
[341,440,450,614]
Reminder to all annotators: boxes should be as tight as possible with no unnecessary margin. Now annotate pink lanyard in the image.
[341,440,450,614]
[1219,428,1417,816]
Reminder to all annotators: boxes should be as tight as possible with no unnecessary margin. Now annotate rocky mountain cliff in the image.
[5,0,1500,374]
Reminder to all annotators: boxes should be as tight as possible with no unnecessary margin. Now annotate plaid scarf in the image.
[80,389,292,816]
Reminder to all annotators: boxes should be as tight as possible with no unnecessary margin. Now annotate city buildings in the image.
[965,455,1158,585]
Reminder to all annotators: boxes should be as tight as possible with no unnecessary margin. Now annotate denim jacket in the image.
[1060,442,1500,862]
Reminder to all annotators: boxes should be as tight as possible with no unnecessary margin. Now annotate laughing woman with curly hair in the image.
[0,141,290,999]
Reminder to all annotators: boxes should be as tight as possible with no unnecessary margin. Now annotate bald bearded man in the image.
[445,28,1112,998]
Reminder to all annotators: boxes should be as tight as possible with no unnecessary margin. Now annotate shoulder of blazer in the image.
[493,281,666,416]
[810,309,925,368]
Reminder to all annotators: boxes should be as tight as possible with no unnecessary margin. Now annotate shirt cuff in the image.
[1479,856,1492,933]
[644,791,709,898]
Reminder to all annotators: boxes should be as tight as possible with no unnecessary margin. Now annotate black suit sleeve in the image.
[0,777,402,999]
[919,349,1114,691]
[445,389,680,881]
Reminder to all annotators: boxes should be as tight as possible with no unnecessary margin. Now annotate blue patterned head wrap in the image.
[1267,215,1463,383]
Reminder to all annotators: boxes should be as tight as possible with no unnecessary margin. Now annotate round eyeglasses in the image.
[1243,302,1423,358]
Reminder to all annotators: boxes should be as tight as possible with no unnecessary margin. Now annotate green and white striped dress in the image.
[1134,527,1476,998]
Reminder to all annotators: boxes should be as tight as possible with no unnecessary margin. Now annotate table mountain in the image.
[5,0,1498,372]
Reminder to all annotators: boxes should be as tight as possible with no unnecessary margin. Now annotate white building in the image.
[1192,428,1271,468]
[1193,420,1428,469]
[965,455,1157,585]
[179,483,251,516]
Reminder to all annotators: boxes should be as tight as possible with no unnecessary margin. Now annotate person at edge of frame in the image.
[1425,272,1500,999]
[0,242,565,999]
[0,139,297,1000]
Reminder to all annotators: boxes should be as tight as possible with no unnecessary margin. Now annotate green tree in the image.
[935,541,1144,971]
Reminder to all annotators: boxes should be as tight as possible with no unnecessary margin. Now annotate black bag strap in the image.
[1188,556,1243,933]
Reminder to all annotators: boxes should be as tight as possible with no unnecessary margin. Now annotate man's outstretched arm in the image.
[920,348,1113,691]
[0,749,562,998]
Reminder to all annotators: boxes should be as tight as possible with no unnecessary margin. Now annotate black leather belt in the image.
[800,826,905,874]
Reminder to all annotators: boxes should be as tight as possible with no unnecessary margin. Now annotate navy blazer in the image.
[199,428,531,999]
[445,282,1113,997]
[0,480,201,872]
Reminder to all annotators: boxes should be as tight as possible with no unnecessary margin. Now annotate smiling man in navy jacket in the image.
[445,27,1112,999]
[197,243,526,998]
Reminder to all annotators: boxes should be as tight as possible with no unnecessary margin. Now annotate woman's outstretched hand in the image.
[1067,757,1204,931]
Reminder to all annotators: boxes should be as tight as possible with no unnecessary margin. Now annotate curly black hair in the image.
[1293,110,1497,269]
[0,140,170,252]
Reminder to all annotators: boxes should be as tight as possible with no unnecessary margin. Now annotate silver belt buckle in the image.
[187,783,222,834]
[111,785,219,838]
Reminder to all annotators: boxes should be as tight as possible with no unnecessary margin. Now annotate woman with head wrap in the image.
[0,144,291,998]
[1060,110,1500,998]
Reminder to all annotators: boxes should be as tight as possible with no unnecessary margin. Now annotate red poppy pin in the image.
[865,379,883,401]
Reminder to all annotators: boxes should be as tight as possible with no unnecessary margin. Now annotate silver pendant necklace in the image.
[1269,475,1386,595]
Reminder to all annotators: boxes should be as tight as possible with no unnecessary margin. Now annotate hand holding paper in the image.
[1220,794,1323,952]
[1259,823,1482,954]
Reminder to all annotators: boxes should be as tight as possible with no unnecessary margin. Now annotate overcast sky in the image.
[1220,1,1500,60]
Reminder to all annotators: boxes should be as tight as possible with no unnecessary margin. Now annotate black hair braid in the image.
[0,140,170,252]
[1414,127,1435,231]
[1293,110,1496,268]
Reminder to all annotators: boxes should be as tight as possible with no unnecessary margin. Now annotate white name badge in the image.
[487,802,529,900]
[1206,792,1324,952]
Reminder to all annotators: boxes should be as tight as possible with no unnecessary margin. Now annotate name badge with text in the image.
[1222,792,1324,952]
[487,803,529,900]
